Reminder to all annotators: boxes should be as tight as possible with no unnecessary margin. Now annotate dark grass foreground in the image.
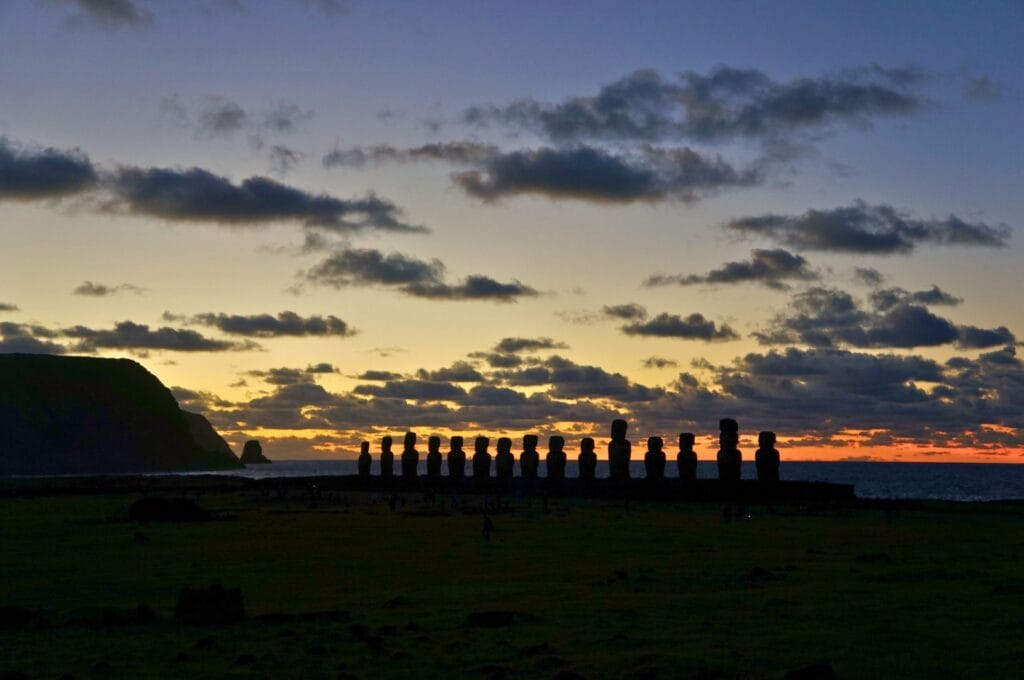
[2,490,1023,678]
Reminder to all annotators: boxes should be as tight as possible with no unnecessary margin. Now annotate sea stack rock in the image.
[608,419,632,481]
[448,436,467,478]
[240,440,271,464]
[578,437,597,480]
[755,431,780,483]
[357,441,372,477]
[380,436,394,479]
[520,434,540,479]
[644,436,666,480]
[546,435,567,481]
[472,436,491,480]
[495,437,514,481]
[401,431,419,479]
[677,432,698,481]
[716,418,741,482]
[426,435,443,479]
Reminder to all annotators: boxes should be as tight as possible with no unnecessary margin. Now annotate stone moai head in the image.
[360,441,370,455]
[474,436,489,454]
[497,437,512,455]
[428,436,441,453]
[404,431,417,448]
[381,436,393,453]
[581,437,595,454]
[719,418,739,433]
[679,433,695,450]
[549,435,564,453]
[648,436,664,453]
[611,419,628,440]
[759,431,776,447]
[523,434,539,451]
[721,431,739,448]
[451,435,464,451]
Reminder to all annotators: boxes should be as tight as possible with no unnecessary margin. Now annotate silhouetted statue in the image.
[644,436,666,480]
[401,431,419,479]
[448,436,467,478]
[495,437,514,481]
[755,431,780,483]
[426,435,442,479]
[472,436,491,480]
[240,440,271,464]
[716,418,741,482]
[546,436,567,480]
[578,437,597,480]
[608,419,632,480]
[520,434,540,479]
[677,433,697,482]
[357,441,371,478]
[380,436,394,479]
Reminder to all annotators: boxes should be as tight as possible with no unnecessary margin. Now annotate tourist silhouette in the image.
[608,419,632,480]
[546,435,567,481]
[426,435,442,479]
[677,432,697,481]
[401,431,419,479]
[578,437,597,480]
[644,436,666,480]
[448,436,467,478]
[520,434,540,479]
[495,437,514,481]
[357,441,371,478]
[380,436,394,479]
[472,436,492,480]
[716,419,742,482]
[755,431,780,483]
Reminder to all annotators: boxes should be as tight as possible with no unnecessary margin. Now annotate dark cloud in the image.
[453,145,756,203]
[493,337,568,354]
[642,356,678,369]
[0,137,98,200]
[357,369,404,381]
[268,146,303,175]
[0,322,65,354]
[247,367,314,386]
[957,325,1016,350]
[621,313,738,341]
[645,249,816,290]
[853,267,886,287]
[262,103,314,134]
[417,361,485,383]
[59,0,152,27]
[323,141,499,168]
[306,362,338,374]
[869,285,962,311]
[303,248,539,302]
[106,166,423,233]
[543,355,664,402]
[62,321,259,353]
[186,311,354,338]
[0,303,20,312]
[354,379,467,401]
[467,352,524,369]
[602,303,648,321]
[72,281,144,297]
[464,65,925,144]
[725,201,1010,254]
[197,96,248,136]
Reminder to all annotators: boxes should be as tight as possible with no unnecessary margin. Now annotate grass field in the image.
[2,491,1023,678]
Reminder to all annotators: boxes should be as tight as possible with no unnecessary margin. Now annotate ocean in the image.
[178,460,1024,502]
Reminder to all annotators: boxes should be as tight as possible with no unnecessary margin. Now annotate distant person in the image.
[716,418,741,482]
[644,436,666,480]
[677,433,698,481]
[380,436,394,479]
[578,437,597,480]
[608,419,632,481]
[401,431,419,479]
[520,434,540,479]
[426,435,443,479]
[448,436,467,478]
[755,431,780,483]
[546,436,567,481]
[472,436,492,480]
[357,441,371,478]
[495,437,514,481]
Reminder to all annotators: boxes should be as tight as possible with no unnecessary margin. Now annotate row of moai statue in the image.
[356,419,781,482]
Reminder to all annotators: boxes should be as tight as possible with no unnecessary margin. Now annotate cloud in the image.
[493,337,568,354]
[72,281,144,297]
[303,248,539,302]
[268,146,303,175]
[0,136,98,200]
[323,141,499,168]
[62,321,259,353]
[853,267,886,287]
[0,322,66,354]
[542,355,664,402]
[0,303,20,312]
[642,356,678,369]
[964,76,1001,101]
[464,65,926,144]
[105,166,423,233]
[299,0,346,15]
[869,285,962,310]
[602,303,648,320]
[645,248,817,290]
[357,369,404,381]
[354,379,467,401]
[417,361,485,383]
[306,362,338,374]
[620,313,739,341]
[452,145,757,203]
[196,96,248,136]
[58,0,152,27]
[957,325,1016,349]
[262,103,314,134]
[725,201,1010,254]
[185,311,354,338]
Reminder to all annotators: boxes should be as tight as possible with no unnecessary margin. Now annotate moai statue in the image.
[677,433,698,482]
[546,435,567,481]
[608,419,632,481]
[644,436,666,480]
[520,434,540,479]
[426,435,443,479]
[716,418,742,482]
[578,437,597,480]
[401,431,419,479]
[495,437,515,481]
[380,436,394,479]
[472,436,492,480]
[755,431,780,483]
[357,441,372,478]
[448,436,467,478]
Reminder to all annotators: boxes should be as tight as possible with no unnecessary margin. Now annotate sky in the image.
[1,0,1022,462]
